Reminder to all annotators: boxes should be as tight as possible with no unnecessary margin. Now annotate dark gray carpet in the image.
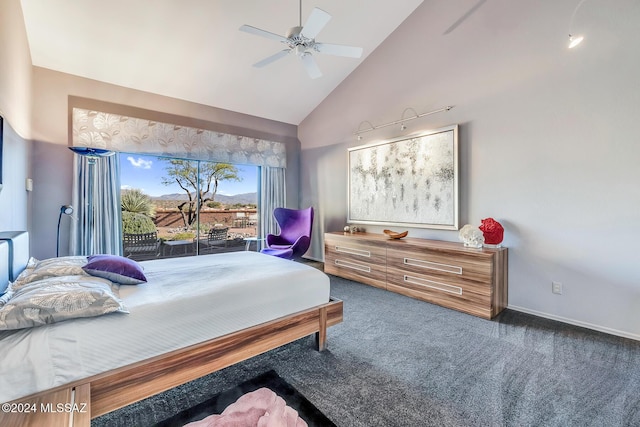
[93,268,640,427]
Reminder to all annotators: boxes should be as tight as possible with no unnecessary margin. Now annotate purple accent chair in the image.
[260,207,314,259]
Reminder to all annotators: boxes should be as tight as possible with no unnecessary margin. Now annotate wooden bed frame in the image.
[0,232,343,426]
[0,297,343,427]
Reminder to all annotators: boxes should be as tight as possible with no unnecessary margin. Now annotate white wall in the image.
[0,0,32,139]
[0,121,30,232]
[0,0,31,233]
[299,1,640,338]
[29,141,74,260]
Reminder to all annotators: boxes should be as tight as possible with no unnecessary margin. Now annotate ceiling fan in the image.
[239,1,363,79]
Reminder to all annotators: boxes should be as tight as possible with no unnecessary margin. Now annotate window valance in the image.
[71,108,286,168]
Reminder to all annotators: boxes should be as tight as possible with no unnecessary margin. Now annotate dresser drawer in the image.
[387,244,496,318]
[387,246,493,285]
[324,234,386,289]
[386,265,493,318]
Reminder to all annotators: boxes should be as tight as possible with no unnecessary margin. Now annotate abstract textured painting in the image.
[348,125,458,229]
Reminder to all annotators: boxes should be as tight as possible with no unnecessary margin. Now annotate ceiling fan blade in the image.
[315,43,363,58]
[301,54,322,79]
[253,50,291,68]
[239,25,288,43]
[301,8,331,39]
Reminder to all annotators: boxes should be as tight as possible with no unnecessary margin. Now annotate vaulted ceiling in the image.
[20,0,424,125]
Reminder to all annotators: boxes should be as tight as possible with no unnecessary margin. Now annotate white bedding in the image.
[0,251,330,403]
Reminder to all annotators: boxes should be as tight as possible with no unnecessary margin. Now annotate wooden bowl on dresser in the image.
[383,229,408,239]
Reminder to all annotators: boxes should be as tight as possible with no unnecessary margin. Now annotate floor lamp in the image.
[56,205,74,257]
[68,147,115,255]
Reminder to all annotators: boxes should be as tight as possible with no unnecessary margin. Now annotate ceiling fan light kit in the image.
[239,1,363,79]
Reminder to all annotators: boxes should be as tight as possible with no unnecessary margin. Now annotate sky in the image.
[120,153,258,197]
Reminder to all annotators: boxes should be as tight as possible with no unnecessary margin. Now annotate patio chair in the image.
[260,207,313,259]
[198,226,229,253]
[123,232,160,260]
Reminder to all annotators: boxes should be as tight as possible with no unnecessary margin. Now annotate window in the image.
[120,153,259,260]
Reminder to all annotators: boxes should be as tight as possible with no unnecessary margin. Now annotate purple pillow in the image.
[83,254,147,285]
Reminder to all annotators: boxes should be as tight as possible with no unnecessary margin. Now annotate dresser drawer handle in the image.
[404,275,463,295]
[335,259,371,273]
[404,257,462,275]
[335,246,371,257]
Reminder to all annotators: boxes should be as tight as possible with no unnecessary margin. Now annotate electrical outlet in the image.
[552,281,563,295]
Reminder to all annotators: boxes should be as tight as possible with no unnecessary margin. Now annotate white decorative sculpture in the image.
[459,224,485,248]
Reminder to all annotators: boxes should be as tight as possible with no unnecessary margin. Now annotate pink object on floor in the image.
[185,387,308,427]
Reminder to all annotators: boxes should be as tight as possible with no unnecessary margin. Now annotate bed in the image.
[0,232,342,426]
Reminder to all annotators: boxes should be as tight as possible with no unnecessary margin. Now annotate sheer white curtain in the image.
[71,154,123,256]
[259,167,286,250]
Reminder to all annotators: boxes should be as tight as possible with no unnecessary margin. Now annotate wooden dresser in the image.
[324,232,508,319]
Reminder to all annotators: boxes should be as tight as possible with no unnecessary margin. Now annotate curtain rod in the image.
[354,106,454,136]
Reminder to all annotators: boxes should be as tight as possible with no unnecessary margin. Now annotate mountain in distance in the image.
[153,192,257,205]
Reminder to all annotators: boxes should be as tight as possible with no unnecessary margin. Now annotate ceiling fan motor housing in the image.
[286,26,315,55]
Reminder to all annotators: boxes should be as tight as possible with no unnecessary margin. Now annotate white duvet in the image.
[0,252,330,403]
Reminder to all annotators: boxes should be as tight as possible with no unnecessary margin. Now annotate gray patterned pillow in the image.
[11,256,89,290]
[0,275,128,330]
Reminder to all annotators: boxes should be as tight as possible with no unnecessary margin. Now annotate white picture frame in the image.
[348,125,459,230]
